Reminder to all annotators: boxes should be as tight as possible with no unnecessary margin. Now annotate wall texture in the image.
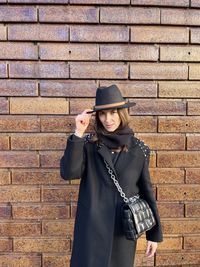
[0,0,200,266]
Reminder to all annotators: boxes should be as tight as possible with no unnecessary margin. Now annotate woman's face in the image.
[98,109,121,132]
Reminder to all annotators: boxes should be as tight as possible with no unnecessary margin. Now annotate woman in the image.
[60,84,163,267]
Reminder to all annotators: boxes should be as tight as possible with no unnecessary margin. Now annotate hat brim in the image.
[86,101,136,114]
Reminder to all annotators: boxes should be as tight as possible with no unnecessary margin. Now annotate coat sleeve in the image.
[138,144,163,243]
[60,134,86,180]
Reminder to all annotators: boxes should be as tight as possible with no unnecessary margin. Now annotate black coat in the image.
[60,134,163,267]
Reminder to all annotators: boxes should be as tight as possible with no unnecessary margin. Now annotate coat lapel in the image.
[97,144,116,174]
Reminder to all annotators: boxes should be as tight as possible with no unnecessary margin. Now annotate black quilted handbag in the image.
[104,159,156,241]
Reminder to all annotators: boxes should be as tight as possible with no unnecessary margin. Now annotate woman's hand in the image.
[146,241,158,258]
[75,109,93,137]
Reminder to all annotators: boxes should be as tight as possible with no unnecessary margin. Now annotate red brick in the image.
[40,80,97,97]
[0,151,39,168]
[0,170,10,185]
[0,255,41,267]
[158,116,200,133]
[9,62,69,79]
[131,26,189,43]
[0,115,40,132]
[156,252,200,266]
[159,81,200,98]
[129,116,157,133]
[13,204,69,219]
[161,8,200,25]
[39,6,98,23]
[10,97,69,114]
[0,186,40,202]
[185,236,200,250]
[40,151,62,168]
[100,44,158,61]
[0,205,12,219]
[0,6,37,22]
[160,45,200,62]
[189,64,200,80]
[9,0,68,2]
[0,239,12,252]
[130,63,188,80]
[100,7,160,24]
[0,63,7,78]
[158,151,200,167]
[187,134,200,150]
[150,168,184,184]
[70,26,129,42]
[138,236,182,250]
[135,254,154,267]
[0,135,9,150]
[42,219,74,236]
[0,98,9,114]
[157,202,184,218]
[129,99,186,115]
[191,0,200,7]
[40,43,99,60]
[162,219,200,234]
[12,169,67,185]
[11,133,67,150]
[70,98,94,114]
[185,203,200,217]
[70,62,128,79]
[0,80,37,96]
[158,185,200,201]
[131,0,189,6]
[187,101,200,115]
[42,185,79,202]
[14,238,69,253]
[186,168,200,183]
[0,25,7,40]
[43,255,70,267]
[191,28,200,43]
[137,133,185,150]
[0,222,40,237]
[70,0,129,4]
[8,24,69,41]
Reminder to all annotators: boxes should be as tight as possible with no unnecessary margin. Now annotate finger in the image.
[82,109,93,115]
[146,243,151,256]
[147,245,157,258]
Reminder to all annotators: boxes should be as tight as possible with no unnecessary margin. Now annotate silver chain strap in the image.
[104,159,139,203]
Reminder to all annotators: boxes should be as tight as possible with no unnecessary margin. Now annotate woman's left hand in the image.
[146,241,158,258]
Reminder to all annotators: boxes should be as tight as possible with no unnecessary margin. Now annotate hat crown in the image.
[95,84,124,106]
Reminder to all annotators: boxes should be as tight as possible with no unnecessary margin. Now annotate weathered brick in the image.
[100,45,158,61]
[0,25,7,40]
[8,24,69,41]
[0,6,37,22]
[135,254,154,267]
[39,44,99,60]
[14,238,69,253]
[11,133,67,150]
[40,151,62,168]
[150,168,184,184]
[158,151,200,167]
[0,255,41,267]
[160,46,200,62]
[9,0,68,2]
[0,80,38,96]
[13,204,69,219]
[157,202,184,218]
[43,255,70,267]
[129,116,157,133]
[0,115,40,132]
[42,185,79,202]
[191,0,200,7]
[137,236,182,250]
[159,81,200,98]
[187,134,200,150]
[129,99,186,115]
[0,204,12,219]
[131,0,189,6]
[70,26,129,42]
[70,98,94,114]
[156,252,200,266]
[189,64,200,80]
[0,63,7,78]
[12,169,67,185]
[0,222,40,237]
[157,185,200,201]
[137,133,185,150]
[0,97,9,114]
[70,62,128,79]
[158,116,200,133]
[161,8,200,25]
[39,6,98,23]
[9,62,69,79]
[10,97,68,115]
[186,203,200,217]
[0,42,38,60]
[40,80,97,97]
[191,28,200,43]
[100,7,160,24]
[131,26,189,43]
[186,168,200,183]
[42,219,74,236]
[130,63,188,80]
[187,101,200,115]
[0,239,12,252]
[0,185,40,202]
[70,0,129,4]
[0,135,9,150]
[0,170,11,185]
[162,219,200,234]
[185,236,200,249]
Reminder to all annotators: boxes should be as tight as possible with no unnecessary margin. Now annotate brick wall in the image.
[0,0,200,266]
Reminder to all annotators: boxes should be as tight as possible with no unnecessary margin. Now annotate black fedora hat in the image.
[87,84,136,114]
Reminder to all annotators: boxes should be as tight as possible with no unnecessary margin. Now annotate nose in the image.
[105,113,112,123]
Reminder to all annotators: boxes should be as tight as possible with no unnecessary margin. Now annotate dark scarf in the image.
[98,126,134,149]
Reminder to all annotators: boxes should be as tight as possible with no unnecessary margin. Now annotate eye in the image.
[111,110,117,114]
